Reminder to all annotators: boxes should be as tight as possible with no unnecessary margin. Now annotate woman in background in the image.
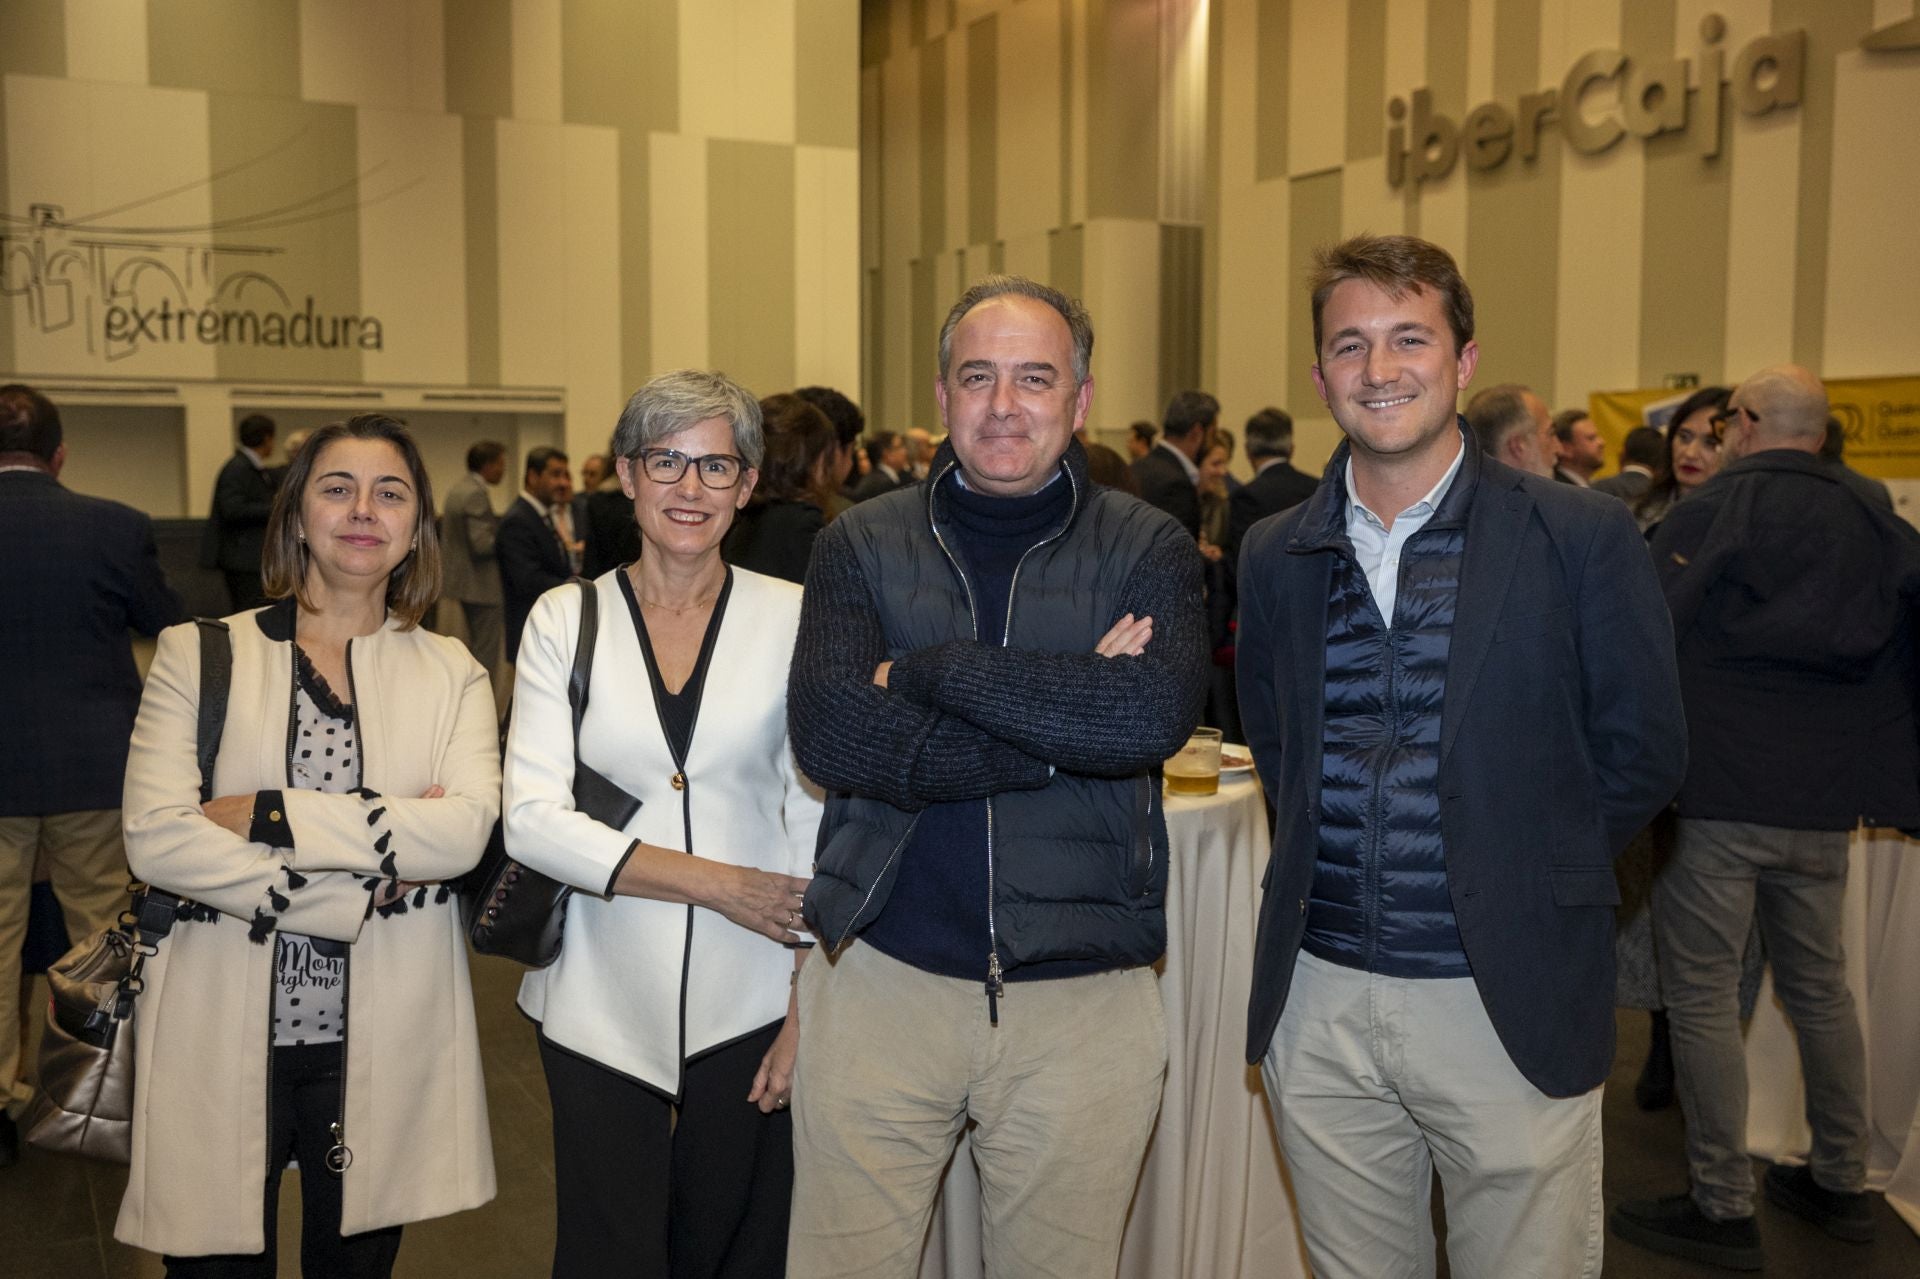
[119,415,498,1275]
[722,392,840,584]
[1632,385,1731,532]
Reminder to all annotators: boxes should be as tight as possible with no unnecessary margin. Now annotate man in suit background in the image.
[1593,426,1663,502]
[1552,407,1605,486]
[199,413,280,610]
[498,446,576,663]
[441,440,508,697]
[0,384,182,1166]
[1126,420,1157,461]
[1464,383,1556,479]
[1131,390,1217,537]
[1227,406,1317,560]
[1235,236,1685,1278]
[850,431,914,502]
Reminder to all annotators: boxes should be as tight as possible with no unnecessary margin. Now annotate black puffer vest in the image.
[1299,448,1476,978]
[807,442,1178,972]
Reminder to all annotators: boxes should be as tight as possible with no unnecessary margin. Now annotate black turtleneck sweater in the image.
[859,470,1103,983]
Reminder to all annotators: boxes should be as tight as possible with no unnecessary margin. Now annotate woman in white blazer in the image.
[118,416,499,1275]
[504,370,822,1279]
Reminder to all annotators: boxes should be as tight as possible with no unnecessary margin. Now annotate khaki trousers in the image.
[788,941,1167,1279]
[1263,951,1605,1279]
[0,809,132,1106]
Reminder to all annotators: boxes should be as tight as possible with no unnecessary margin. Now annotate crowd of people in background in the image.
[2,228,1916,1279]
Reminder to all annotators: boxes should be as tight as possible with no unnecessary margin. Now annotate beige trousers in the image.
[0,809,132,1106]
[788,941,1167,1279]
[1263,950,1605,1279]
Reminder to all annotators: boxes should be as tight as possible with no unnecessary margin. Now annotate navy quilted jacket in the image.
[1302,472,1471,978]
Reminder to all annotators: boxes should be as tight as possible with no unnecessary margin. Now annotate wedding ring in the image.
[786,908,798,926]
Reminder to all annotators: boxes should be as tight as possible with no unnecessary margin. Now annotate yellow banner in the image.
[1587,376,1920,480]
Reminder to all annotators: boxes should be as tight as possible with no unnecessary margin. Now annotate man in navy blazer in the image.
[1235,236,1686,1278]
[497,446,576,663]
[0,384,182,1165]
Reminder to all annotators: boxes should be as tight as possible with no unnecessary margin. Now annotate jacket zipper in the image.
[934,459,1081,1026]
[834,814,922,952]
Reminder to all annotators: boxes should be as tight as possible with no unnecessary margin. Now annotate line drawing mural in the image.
[0,127,413,361]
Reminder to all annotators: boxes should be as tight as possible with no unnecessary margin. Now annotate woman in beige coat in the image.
[118,415,498,1275]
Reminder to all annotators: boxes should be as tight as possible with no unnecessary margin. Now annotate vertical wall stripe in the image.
[463,117,501,386]
[1821,47,1920,378]
[1049,223,1085,302]
[1085,0,1159,218]
[443,0,513,118]
[909,253,938,426]
[1060,0,1077,227]
[919,38,947,256]
[1157,224,1203,406]
[863,0,891,68]
[1345,0,1388,161]
[1491,0,1538,99]
[67,0,146,85]
[944,30,970,254]
[864,264,885,413]
[1288,0,1346,175]
[997,0,1063,239]
[149,0,297,97]
[881,48,922,287]
[1286,170,1342,436]
[495,120,568,387]
[1779,0,1875,372]
[1466,0,1496,104]
[1,1,66,78]
[679,0,796,146]
[797,0,860,147]
[559,123,622,454]
[966,15,998,243]
[299,0,444,113]
[358,109,467,386]
[708,139,797,396]
[561,0,677,134]
[1255,0,1291,181]
[206,96,362,383]
[1417,0,1468,268]
[1199,0,1224,387]
[649,132,709,374]
[511,0,564,124]
[1082,218,1163,425]
[794,144,862,390]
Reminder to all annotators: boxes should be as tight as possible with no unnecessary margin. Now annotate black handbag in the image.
[464,580,641,967]
[23,619,228,1162]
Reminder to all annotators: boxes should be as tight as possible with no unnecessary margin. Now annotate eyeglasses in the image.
[1709,404,1757,431]
[634,448,748,489]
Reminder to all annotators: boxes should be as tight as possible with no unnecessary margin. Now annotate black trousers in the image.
[540,1020,793,1278]
[165,1042,403,1278]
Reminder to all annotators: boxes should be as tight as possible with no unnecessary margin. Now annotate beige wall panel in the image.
[1066,0,1089,224]
[996,0,1063,241]
[1342,154,1405,238]
[512,0,564,124]
[881,262,914,427]
[66,0,147,85]
[356,108,466,385]
[299,0,444,111]
[1000,231,1052,285]
[1081,218,1163,429]
[861,63,883,268]
[1419,171,1468,271]
[560,125,622,454]
[678,0,796,144]
[495,120,569,387]
[795,0,858,147]
[1219,0,1259,189]
[1286,0,1346,175]
[882,49,922,265]
[1466,0,1495,103]
[647,130,710,373]
[944,30,970,252]
[6,76,217,380]
[1720,106,1798,377]
[148,0,297,98]
[1822,49,1920,379]
[794,144,862,392]
[1213,177,1292,437]
[1286,168,1344,468]
[1383,0,1427,100]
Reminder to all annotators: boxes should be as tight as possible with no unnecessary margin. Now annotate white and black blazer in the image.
[504,567,823,1095]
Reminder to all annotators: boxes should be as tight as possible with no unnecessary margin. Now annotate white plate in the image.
[1218,754,1254,775]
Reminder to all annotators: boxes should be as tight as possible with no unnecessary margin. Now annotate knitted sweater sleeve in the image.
[787,522,1053,810]
[886,530,1209,776]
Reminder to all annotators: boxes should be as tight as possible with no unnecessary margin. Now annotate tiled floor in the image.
[5,958,1917,1277]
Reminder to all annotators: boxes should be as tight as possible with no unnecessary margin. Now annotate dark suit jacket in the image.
[1,470,184,814]
[721,499,826,585]
[497,497,573,661]
[1227,461,1318,560]
[581,487,643,579]
[198,450,280,572]
[1591,468,1652,502]
[850,466,914,504]
[1132,445,1201,538]
[1236,438,1686,1096]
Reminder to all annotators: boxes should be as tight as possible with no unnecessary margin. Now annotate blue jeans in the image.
[1653,819,1868,1220]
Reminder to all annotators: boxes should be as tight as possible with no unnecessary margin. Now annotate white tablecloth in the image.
[1745,829,1920,1237]
[920,772,1309,1279]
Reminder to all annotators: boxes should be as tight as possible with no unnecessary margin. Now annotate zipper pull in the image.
[985,952,1004,1027]
[325,1121,353,1174]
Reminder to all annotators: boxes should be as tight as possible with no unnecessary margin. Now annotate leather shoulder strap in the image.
[568,579,596,746]
[194,619,233,805]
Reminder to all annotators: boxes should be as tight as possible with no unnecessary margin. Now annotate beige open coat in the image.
[116,602,499,1256]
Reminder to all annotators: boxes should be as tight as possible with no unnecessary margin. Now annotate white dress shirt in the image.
[1343,435,1465,626]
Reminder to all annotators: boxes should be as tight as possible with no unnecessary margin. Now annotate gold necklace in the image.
[630,564,723,615]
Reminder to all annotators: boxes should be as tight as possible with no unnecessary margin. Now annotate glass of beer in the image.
[1165,727,1224,796]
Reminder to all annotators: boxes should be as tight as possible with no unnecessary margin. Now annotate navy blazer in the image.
[497,496,572,662]
[1131,445,1201,538]
[0,469,184,814]
[1236,436,1686,1097]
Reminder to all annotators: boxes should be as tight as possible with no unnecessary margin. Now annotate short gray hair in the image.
[1465,383,1538,457]
[937,275,1094,385]
[611,369,764,470]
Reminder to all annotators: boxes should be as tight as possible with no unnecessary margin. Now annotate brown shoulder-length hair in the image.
[261,414,440,629]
